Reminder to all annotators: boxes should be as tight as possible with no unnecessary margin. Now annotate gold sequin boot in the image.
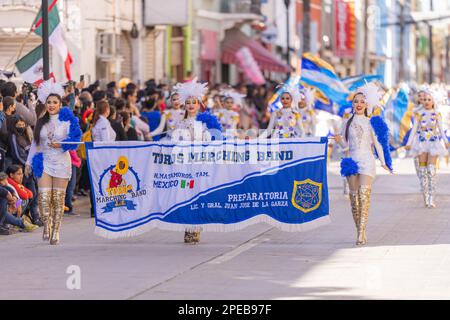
[38,189,53,241]
[357,186,372,246]
[349,190,360,230]
[418,166,428,207]
[427,164,437,208]
[50,189,66,245]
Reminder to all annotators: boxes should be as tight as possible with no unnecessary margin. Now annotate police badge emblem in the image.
[291,179,322,213]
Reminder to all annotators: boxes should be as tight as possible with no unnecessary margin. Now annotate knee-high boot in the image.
[418,166,429,207]
[357,186,372,246]
[38,188,53,241]
[50,189,66,245]
[427,164,437,208]
[349,190,360,230]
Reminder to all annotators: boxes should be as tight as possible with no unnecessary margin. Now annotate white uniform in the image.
[273,108,304,138]
[214,108,239,138]
[341,114,386,178]
[171,116,211,142]
[164,108,185,139]
[298,107,316,136]
[406,109,449,157]
[92,115,116,142]
[26,114,72,179]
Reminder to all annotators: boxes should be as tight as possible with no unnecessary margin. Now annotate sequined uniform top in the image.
[406,109,449,157]
[171,116,211,142]
[26,114,72,179]
[163,108,185,139]
[341,114,386,178]
[271,108,304,139]
[298,108,317,136]
[214,108,239,138]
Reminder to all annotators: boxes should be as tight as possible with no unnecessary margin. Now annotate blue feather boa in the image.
[370,116,393,171]
[31,152,44,178]
[340,157,359,177]
[59,107,82,152]
[196,112,223,140]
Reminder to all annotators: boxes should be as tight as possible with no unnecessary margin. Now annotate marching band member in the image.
[25,81,82,245]
[405,89,449,208]
[171,78,222,244]
[297,87,317,137]
[335,83,393,246]
[214,90,242,139]
[259,83,304,139]
[150,92,185,140]
[410,86,427,180]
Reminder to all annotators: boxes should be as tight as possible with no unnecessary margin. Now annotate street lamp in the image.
[284,0,291,79]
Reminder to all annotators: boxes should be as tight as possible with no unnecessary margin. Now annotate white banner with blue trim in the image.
[86,137,330,239]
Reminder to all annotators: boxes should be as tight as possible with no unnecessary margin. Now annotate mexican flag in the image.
[32,0,72,81]
[15,45,54,85]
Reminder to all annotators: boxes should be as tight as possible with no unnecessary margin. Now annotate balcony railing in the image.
[220,0,262,15]
[0,0,41,8]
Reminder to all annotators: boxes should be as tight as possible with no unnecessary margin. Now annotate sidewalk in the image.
[1,158,450,299]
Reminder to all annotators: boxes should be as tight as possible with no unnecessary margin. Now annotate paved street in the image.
[2,158,450,300]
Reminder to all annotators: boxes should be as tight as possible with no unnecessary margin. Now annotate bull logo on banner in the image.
[291,179,322,213]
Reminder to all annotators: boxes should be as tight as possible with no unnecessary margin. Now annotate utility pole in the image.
[284,0,291,79]
[42,0,50,80]
[399,0,405,81]
[303,0,311,52]
[428,0,434,83]
[362,0,369,73]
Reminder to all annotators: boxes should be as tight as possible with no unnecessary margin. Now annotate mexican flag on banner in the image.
[32,0,72,80]
[15,45,54,85]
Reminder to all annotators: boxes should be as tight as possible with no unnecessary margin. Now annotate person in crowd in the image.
[108,106,127,141]
[121,111,139,141]
[65,150,81,216]
[25,81,82,245]
[0,82,37,127]
[6,165,33,218]
[335,83,393,246]
[3,96,17,133]
[140,98,162,141]
[0,172,37,234]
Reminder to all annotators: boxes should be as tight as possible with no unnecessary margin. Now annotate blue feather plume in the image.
[340,157,359,177]
[32,152,44,178]
[58,107,82,152]
[370,116,393,171]
[196,112,222,131]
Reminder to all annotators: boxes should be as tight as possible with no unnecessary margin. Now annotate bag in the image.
[77,127,92,160]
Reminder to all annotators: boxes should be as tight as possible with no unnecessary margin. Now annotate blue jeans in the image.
[23,173,39,221]
[0,198,23,228]
[65,165,77,210]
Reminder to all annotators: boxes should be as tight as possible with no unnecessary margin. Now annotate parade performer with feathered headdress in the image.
[405,87,449,208]
[213,89,244,139]
[259,82,305,139]
[24,80,82,245]
[170,77,222,244]
[335,82,393,246]
[297,86,317,137]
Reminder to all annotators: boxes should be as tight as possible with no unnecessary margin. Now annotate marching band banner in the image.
[86,138,330,239]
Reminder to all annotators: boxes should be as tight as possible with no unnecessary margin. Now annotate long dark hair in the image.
[345,94,369,141]
[33,94,62,145]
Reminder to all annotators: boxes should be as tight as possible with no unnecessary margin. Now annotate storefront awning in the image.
[222,28,291,73]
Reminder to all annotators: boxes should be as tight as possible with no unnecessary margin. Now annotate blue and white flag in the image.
[86,138,330,238]
[342,74,384,91]
[300,53,349,105]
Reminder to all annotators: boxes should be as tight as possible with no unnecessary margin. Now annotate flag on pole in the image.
[32,0,72,81]
[15,45,54,85]
[300,53,349,105]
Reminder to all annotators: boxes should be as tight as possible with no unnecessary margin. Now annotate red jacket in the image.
[7,178,33,200]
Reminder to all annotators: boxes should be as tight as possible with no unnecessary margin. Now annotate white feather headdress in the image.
[354,82,383,115]
[300,87,316,109]
[221,89,246,106]
[173,77,208,105]
[37,80,65,103]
